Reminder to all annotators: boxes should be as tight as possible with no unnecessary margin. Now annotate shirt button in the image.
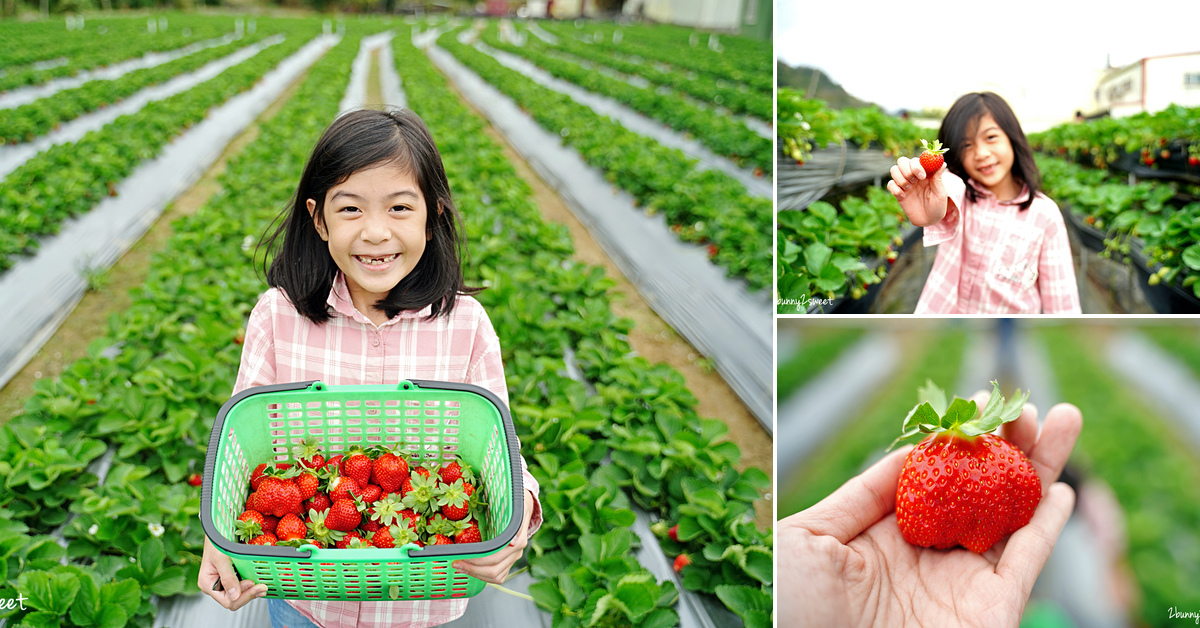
[371,337,379,347]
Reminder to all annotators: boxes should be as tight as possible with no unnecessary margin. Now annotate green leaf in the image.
[962,383,1029,436]
[715,584,773,623]
[807,202,836,226]
[674,516,703,542]
[917,379,948,415]
[804,242,832,276]
[613,581,656,620]
[100,579,141,616]
[528,578,565,612]
[1182,243,1200,271]
[20,610,65,628]
[940,398,978,430]
[136,536,164,580]
[20,570,80,615]
[639,608,681,628]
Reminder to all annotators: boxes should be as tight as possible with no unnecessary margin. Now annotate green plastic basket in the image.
[200,379,523,601]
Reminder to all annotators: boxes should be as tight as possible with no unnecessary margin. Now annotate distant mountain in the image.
[777,62,876,110]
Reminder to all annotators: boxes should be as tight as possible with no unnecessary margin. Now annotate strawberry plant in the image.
[482,25,771,174]
[438,28,772,291]
[1029,105,1200,175]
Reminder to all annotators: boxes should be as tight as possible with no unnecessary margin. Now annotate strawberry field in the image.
[1030,108,1200,313]
[775,93,925,314]
[0,15,772,628]
[778,319,1200,627]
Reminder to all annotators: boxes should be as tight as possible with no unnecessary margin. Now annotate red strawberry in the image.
[437,480,471,521]
[325,454,344,474]
[668,525,680,542]
[257,474,303,518]
[295,472,320,501]
[359,483,382,504]
[251,463,271,490]
[412,466,432,480]
[370,527,396,548]
[296,438,326,470]
[187,473,202,487]
[328,476,361,503]
[362,519,382,533]
[249,534,277,546]
[342,452,373,487]
[431,534,455,545]
[892,381,1041,554]
[235,511,265,542]
[673,554,691,572]
[454,519,482,544]
[326,499,363,532]
[305,492,331,514]
[372,448,410,493]
[276,513,307,541]
[1189,156,1200,167]
[336,532,367,549]
[261,515,279,535]
[305,510,346,547]
[918,138,948,177]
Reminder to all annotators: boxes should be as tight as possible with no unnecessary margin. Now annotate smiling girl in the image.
[197,108,542,628]
[888,92,1081,314]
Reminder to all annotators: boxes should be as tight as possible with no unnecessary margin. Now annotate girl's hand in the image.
[198,536,268,610]
[887,156,949,227]
[452,489,535,584]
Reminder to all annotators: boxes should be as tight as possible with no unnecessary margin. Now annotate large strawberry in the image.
[257,473,304,518]
[437,480,471,521]
[276,513,308,542]
[371,446,410,493]
[918,138,948,177]
[326,498,363,532]
[891,381,1041,553]
[342,450,373,487]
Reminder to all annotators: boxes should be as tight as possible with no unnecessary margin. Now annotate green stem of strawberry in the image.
[486,583,535,602]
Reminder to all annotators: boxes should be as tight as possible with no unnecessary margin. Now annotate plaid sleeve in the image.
[923,172,966,247]
[232,291,278,396]
[466,311,544,538]
[1038,206,1082,314]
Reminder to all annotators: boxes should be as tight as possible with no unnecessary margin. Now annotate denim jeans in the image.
[268,598,320,628]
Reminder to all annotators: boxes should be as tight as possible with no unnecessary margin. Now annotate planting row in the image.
[0,14,238,93]
[0,25,321,273]
[440,27,772,292]
[777,91,926,165]
[0,29,280,145]
[524,22,769,121]
[1037,155,1200,302]
[538,21,770,95]
[776,186,908,313]
[1029,105,1200,177]
[486,25,771,174]
[0,29,367,628]
[396,30,771,627]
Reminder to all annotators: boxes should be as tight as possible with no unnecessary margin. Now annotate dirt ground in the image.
[0,49,775,529]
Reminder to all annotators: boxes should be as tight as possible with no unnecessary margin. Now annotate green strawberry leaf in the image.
[917,379,948,415]
[1182,243,1200,271]
[715,585,773,627]
[804,242,832,276]
[961,381,1030,436]
[940,398,978,430]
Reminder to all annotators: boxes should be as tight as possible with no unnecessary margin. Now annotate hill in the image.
[777,62,875,110]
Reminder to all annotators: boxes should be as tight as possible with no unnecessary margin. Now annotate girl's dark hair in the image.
[260,108,479,323]
[938,92,1041,212]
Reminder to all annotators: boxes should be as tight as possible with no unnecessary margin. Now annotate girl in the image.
[888,92,1081,314]
[197,108,542,628]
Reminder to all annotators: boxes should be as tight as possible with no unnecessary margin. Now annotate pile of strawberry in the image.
[232,439,487,550]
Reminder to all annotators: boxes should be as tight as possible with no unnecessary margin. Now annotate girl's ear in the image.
[306,198,328,241]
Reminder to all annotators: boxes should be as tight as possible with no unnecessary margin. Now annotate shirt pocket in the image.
[991,222,1043,291]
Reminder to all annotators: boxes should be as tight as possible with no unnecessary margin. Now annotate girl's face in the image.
[960,113,1020,201]
[307,162,428,318]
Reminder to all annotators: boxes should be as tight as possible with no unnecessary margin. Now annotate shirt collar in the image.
[326,272,432,326]
[967,178,1031,206]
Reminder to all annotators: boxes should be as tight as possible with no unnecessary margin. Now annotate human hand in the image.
[452,489,535,584]
[198,536,268,610]
[778,399,1082,628]
[887,155,949,227]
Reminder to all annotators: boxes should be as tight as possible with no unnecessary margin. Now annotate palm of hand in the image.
[839,517,1024,627]
[898,176,948,227]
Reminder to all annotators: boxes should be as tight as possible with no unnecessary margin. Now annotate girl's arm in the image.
[1037,210,1082,314]
[232,295,278,395]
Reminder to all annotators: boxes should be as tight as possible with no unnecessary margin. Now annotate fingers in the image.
[1023,403,1083,494]
[199,538,267,610]
[888,157,923,200]
[454,536,528,585]
[996,482,1076,602]
[1000,402,1039,458]
[793,445,912,545]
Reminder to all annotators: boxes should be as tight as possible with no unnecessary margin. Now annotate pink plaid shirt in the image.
[233,272,543,628]
[915,172,1081,314]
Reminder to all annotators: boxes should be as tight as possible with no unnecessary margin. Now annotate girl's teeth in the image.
[357,254,397,265]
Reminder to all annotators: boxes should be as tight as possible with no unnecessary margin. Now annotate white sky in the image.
[776,0,1200,131]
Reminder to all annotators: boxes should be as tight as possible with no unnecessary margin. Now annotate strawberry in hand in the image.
[890,380,1039,553]
[888,139,951,227]
[918,139,948,177]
